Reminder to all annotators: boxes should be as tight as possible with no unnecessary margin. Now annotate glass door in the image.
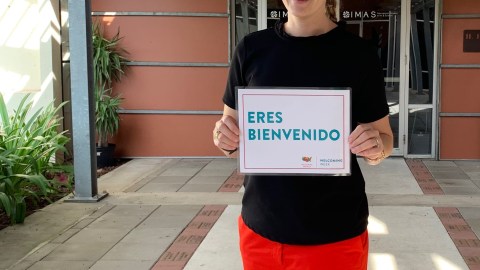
[234,0,259,45]
[340,0,407,156]
[406,0,437,158]
[255,0,409,156]
[340,0,438,157]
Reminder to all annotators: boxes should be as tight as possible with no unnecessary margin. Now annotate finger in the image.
[213,121,223,141]
[350,138,377,155]
[348,124,373,145]
[222,116,240,135]
[217,125,239,143]
[350,128,379,149]
[355,136,384,157]
[217,133,239,148]
[217,123,239,143]
[217,141,238,151]
[213,120,239,146]
[351,136,380,155]
[356,144,383,157]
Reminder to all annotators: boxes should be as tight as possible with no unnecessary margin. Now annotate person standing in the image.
[213,0,394,269]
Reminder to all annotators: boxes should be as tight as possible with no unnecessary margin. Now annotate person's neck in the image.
[284,15,337,37]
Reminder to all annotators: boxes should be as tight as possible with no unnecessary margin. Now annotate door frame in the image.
[404,0,440,159]
[397,0,409,157]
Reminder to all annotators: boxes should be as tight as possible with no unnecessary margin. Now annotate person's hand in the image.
[213,115,240,156]
[348,123,386,165]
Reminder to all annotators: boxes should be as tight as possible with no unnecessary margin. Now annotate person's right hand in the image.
[213,115,240,156]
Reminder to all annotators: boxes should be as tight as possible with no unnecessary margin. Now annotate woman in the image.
[213,0,394,269]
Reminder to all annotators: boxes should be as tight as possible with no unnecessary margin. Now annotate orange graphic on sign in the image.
[302,156,312,162]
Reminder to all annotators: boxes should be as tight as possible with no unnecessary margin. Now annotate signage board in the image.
[237,88,351,175]
[464,30,480,52]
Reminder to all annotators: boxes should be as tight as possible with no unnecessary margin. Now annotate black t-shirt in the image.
[223,20,389,245]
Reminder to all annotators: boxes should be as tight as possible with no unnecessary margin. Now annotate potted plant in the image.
[92,22,128,168]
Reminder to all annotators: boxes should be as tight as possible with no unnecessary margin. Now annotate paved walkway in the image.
[0,158,479,270]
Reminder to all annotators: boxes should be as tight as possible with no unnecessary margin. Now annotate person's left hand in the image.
[348,123,384,160]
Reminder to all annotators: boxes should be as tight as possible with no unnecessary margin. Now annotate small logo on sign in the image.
[302,156,312,162]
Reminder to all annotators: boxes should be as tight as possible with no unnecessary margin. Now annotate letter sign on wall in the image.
[464,30,480,52]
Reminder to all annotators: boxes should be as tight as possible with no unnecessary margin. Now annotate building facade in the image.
[85,0,480,160]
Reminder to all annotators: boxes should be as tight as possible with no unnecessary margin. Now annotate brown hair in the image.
[326,0,337,22]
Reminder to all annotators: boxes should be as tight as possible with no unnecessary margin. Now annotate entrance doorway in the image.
[233,0,439,157]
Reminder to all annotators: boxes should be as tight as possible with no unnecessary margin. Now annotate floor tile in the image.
[101,242,169,261]
[66,228,129,244]
[23,243,60,262]
[43,242,114,261]
[90,260,155,270]
[106,205,158,216]
[442,186,480,195]
[137,183,183,192]
[424,160,457,167]
[436,179,480,188]
[187,176,229,184]
[120,227,181,244]
[149,176,191,184]
[87,215,146,229]
[466,172,480,180]
[7,260,36,270]
[27,261,94,270]
[178,183,223,192]
[431,171,470,180]
[160,167,202,177]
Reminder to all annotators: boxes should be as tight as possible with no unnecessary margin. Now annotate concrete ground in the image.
[1,158,479,270]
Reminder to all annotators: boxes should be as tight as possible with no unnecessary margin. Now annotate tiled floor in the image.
[3,158,480,270]
[411,160,480,270]
[185,158,479,270]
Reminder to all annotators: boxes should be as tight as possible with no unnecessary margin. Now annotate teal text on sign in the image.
[248,128,340,141]
[248,111,283,124]
[246,111,341,141]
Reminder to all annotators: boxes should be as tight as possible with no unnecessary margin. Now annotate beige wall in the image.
[440,0,480,159]
[0,0,62,116]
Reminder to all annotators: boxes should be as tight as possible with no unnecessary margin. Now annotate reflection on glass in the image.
[409,0,436,105]
[340,0,402,149]
[408,108,432,155]
[267,0,286,28]
[235,0,258,45]
[408,0,435,156]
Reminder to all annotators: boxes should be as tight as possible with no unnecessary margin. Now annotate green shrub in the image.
[92,23,128,147]
[0,94,71,224]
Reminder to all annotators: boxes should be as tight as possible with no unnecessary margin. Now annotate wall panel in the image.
[441,69,480,113]
[113,66,228,111]
[443,0,480,14]
[90,0,229,157]
[97,16,229,63]
[440,118,480,159]
[114,115,222,156]
[439,0,480,160]
[442,19,480,64]
[92,0,227,13]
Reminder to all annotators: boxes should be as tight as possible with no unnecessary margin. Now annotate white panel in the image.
[0,0,41,94]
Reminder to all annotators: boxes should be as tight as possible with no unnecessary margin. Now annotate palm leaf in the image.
[0,192,12,216]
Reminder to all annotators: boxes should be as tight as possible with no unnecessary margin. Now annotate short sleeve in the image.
[222,38,247,110]
[356,45,389,123]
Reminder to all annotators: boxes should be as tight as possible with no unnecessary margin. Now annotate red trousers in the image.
[238,216,368,270]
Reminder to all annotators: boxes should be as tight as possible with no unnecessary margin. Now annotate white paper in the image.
[237,88,351,175]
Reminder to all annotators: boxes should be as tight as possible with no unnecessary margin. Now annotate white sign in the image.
[237,88,351,175]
